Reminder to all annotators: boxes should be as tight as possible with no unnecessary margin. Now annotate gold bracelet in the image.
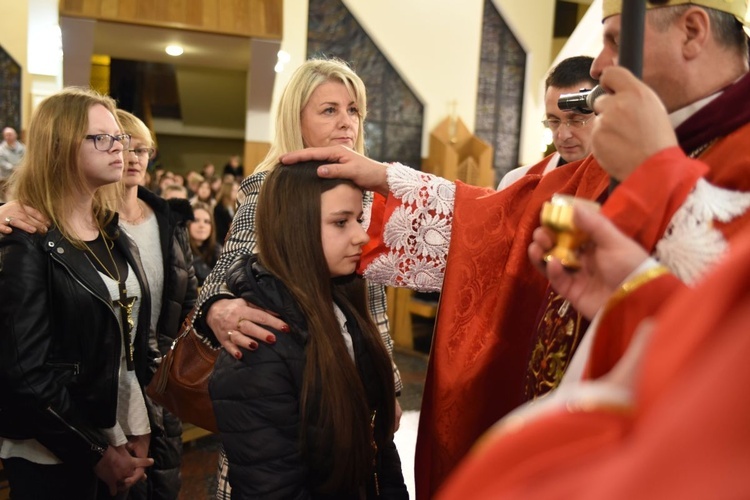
[604,264,671,313]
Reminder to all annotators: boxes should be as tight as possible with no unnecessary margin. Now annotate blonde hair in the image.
[254,58,367,174]
[9,87,122,247]
[116,109,154,147]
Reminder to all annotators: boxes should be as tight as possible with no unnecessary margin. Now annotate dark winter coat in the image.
[213,203,234,245]
[129,186,198,500]
[209,255,408,499]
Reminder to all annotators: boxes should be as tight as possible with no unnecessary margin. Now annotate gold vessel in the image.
[540,194,601,270]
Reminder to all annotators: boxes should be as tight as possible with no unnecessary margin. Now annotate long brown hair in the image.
[215,180,237,209]
[256,162,395,492]
[189,201,219,267]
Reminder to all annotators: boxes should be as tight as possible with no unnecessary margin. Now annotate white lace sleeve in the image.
[655,178,750,284]
[361,163,456,292]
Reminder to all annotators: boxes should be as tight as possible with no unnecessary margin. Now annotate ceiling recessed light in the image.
[165,45,184,56]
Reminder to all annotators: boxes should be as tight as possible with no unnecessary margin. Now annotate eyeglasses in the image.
[541,116,594,132]
[85,133,131,151]
[127,147,156,159]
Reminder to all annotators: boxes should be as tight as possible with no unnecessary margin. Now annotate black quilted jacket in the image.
[130,186,198,500]
[209,255,408,499]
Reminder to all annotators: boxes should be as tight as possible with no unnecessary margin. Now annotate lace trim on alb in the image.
[362,164,456,291]
[655,179,750,284]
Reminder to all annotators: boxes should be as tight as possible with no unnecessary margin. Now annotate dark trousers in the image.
[1,457,116,499]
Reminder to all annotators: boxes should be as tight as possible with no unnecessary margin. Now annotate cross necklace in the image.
[83,231,138,370]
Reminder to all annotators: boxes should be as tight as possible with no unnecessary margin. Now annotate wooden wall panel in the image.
[184,0,206,27]
[153,2,170,24]
[249,0,283,38]
[218,0,246,34]
[135,0,157,23]
[100,0,119,18]
[59,0,283,39]
[167,0,188,26]
[244,141,271,173]
[199,0,220,31]
[116,0,136,19]
[81,0,100,14]
[63,0,84,11]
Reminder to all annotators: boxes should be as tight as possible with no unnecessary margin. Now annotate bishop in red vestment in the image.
[359,4,750,497]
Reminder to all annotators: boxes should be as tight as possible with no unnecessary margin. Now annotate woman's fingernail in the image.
[234,351,242,359]
[249,342,258,351]
[280,325,290,333]
[266,335,276,344]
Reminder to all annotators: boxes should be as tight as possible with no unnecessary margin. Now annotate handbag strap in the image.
[170,308,197,348]
[153,308,198,394]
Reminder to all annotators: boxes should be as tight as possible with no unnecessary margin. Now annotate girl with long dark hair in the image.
[209,162,407,498]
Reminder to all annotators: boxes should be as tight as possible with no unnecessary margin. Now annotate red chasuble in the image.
[412,150,703,498]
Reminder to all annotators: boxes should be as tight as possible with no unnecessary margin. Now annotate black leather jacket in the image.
[0,216,153,468]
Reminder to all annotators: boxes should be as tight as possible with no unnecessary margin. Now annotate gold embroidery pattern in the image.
[525,289,588,399]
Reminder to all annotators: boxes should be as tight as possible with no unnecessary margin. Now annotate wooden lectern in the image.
[422,116,494,188]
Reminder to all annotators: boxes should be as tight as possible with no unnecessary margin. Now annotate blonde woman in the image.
[116,109,198,500]
[1,108,198,499]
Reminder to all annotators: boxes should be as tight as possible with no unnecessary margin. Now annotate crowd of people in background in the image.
[0,126,26,203]
[140,156,243,285]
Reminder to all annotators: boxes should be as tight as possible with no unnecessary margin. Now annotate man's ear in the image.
[680,6,711,60]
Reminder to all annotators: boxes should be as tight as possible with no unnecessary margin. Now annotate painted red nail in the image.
[280,325,290,333]
[266,335,276,344]
[234,351,242,360]
[249,342,258,351]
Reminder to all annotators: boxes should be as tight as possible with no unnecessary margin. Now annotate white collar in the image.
[666,74,748,130]
[669,90,723,129]
[333,303,355,361]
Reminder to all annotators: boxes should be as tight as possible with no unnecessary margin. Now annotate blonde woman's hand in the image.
[0,200,50,235]
[207,298,289,360]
